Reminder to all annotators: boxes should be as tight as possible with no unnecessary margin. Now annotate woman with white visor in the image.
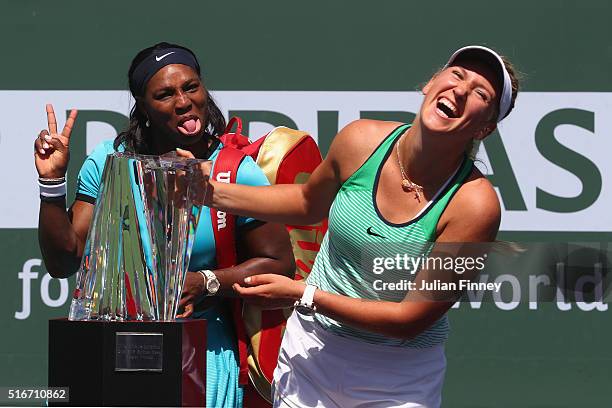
[181,45,520,408]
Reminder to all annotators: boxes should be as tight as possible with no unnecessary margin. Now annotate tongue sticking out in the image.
[184,119,197,132]
[178,118,201,135]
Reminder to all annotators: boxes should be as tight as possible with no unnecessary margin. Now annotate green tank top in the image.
[306,123,474,347]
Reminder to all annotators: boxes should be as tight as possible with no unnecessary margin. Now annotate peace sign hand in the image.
[34,104,78,178]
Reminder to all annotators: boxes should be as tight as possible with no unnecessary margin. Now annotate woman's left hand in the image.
[233,274,305,309]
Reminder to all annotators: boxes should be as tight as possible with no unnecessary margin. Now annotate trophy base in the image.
[48,318,206,407]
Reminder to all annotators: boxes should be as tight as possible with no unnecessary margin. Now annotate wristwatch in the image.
[199,270,220,296]
[294,284,317,316]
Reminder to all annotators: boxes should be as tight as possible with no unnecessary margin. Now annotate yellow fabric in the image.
[255,127,309,183]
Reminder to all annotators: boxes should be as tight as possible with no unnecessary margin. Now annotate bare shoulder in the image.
[328,119,405,181]
[438,167,501,242]
[457,167,501,218]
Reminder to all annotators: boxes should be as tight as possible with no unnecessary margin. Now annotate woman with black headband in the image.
[182,45,520,407]
[34,42,294,407]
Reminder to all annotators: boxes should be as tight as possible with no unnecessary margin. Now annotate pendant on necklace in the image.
[414,191,421,203]
[402,179,422,202]
[401,179,413,191]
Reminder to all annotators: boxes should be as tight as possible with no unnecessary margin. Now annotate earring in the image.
[145,119,150,128]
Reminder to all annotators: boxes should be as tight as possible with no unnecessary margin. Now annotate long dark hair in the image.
[113,42,226,154]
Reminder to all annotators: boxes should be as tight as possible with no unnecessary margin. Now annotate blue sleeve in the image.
[75,140,116,201]
[235,155,271,227]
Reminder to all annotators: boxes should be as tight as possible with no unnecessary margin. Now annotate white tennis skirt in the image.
[272,312,446,408]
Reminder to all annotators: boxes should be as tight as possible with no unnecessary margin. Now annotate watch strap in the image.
[198,270,207,283]
[300,284,317,307]
[202,269,216,282]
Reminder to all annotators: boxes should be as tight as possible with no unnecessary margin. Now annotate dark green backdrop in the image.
[1,1,610,407]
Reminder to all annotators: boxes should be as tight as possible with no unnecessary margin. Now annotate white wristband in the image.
[38,180,67,198]
[294,284,317,316]
[301,284,317,306]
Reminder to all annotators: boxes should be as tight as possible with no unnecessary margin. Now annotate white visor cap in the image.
[445,45,513,122]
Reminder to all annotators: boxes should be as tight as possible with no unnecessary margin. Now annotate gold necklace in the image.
[395,134,423,202]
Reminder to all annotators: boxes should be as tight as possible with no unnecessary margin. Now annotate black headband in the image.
[130,47,200,96]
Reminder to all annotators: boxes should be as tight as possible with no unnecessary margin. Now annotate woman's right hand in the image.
[34,104,78,178]
[175,147,213,206]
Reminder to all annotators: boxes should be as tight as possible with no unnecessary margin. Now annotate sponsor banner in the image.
[1,91,610,231]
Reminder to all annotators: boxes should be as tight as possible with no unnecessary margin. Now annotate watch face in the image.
[295,305,315,316]
[207,279,220,294]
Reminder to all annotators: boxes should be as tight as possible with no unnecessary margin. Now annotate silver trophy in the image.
[68,152,208,321]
